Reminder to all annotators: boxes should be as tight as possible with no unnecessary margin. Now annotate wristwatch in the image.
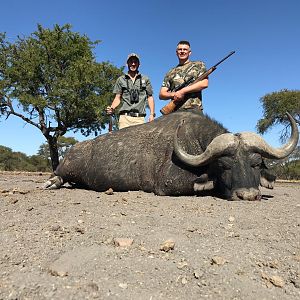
[150,113,156,117]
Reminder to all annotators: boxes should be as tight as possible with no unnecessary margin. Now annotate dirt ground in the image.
[0,172,299,300]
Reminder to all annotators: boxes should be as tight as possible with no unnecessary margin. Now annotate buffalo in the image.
[44,110,298,200]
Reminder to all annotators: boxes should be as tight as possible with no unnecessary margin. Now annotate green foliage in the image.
[257,89,300,142]
[0,145,51,172]
[264,146,300,180]
[0,137,77,172]
[0,24,123,170]
[266,159,300,180]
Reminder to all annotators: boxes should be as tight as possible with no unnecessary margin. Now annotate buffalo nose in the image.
[231,188,261,201]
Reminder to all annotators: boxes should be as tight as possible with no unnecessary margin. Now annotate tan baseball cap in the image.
[127,53,140,62]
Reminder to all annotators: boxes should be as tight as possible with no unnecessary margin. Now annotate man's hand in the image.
[173,90,185,102]
[106,106,114,115]
[148,114,155,122]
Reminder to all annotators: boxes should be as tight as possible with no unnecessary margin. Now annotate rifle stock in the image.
[160,51,235,115]
[160,100,178,115]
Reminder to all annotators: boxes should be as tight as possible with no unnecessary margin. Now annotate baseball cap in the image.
[127,53,140,62]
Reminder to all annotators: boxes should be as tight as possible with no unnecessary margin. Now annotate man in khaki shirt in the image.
[106,53,155,129]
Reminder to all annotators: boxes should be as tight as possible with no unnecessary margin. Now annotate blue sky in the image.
[0,0,299,155]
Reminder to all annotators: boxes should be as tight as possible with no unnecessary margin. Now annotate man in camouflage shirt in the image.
[159,40,208,111]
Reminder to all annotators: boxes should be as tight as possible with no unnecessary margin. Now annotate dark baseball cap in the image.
[127,53,140,62]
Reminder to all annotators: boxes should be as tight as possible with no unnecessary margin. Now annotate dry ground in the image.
[0,172,299,299]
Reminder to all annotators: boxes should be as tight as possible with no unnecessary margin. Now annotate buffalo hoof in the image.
[231,188,261,201]
[43,176,64,189]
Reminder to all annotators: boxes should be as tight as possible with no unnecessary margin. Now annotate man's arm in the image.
[159,87,176,100]
[106,94,121,114]
[173,78,208,102]
[159,78,208,102]
[147,95,155,122]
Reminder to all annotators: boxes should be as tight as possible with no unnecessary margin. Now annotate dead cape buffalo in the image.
[44,110,298,200]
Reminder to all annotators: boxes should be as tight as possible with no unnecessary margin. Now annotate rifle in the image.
[108,114,113,133]
[160,51,235,115]
[102,110,116,133]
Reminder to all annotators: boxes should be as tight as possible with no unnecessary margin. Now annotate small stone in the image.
[194,270,204,279]
[50,269,68,277]
[160,239,175,252]
[181,277,188,285]
[105,188,114,195]
[74,226,85,234]
[228,216,235,222]
[187,227,197,232]
[114,238,134,247]
[119,283,128,289]
[268,260,279,269]
[9,198,19,204]
[103,237,113,245]
[177,261,188,269]
[269,275,285,287]
[211,256,227,265]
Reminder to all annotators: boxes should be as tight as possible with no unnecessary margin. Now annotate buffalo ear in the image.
[193,173,214,191]
[260,169,276,189]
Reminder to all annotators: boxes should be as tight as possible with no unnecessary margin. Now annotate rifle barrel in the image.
[213,51,235,68]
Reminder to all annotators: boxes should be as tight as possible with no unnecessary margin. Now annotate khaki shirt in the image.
[113,73,153,114]
[161,61,206,109]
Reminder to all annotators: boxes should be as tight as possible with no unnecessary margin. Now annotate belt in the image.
[119,111,146,117]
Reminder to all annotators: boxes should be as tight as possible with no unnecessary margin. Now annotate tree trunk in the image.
[47,136,59,171]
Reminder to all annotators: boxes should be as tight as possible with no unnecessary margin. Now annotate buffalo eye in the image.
[217,157,233,170]
[249,153,262,169]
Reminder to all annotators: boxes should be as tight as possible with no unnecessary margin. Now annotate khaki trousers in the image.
[119,115,145,129]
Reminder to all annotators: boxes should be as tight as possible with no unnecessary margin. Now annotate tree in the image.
[0,24,123,170]
[265,147,300,180]
[256,89,300,142]
[0,146,16,170]
[257,89,300,180]
[38,136,78,162]
[0,145,50,171]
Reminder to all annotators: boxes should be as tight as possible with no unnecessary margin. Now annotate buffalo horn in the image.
[239,112,298,159]
[174,121,238,166]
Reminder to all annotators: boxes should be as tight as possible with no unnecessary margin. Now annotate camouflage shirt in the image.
[161,61,206,110]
